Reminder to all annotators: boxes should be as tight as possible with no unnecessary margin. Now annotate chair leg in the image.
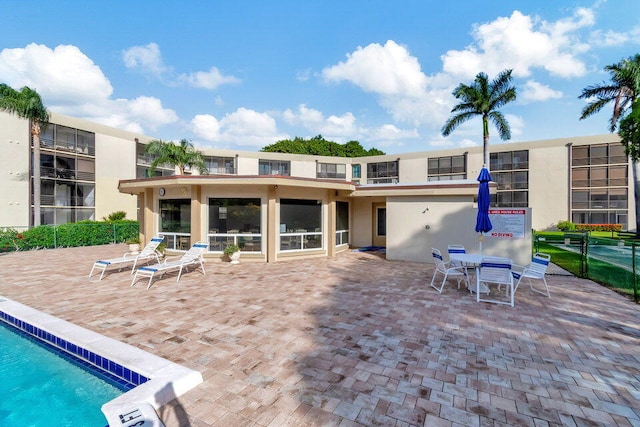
[529,277,551,297]
[430,271,444,293]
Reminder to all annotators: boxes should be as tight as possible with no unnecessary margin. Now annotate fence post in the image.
[53,225,58,249]
[633,243,638,303]
[581,232,589,277]
[113,223,117,244]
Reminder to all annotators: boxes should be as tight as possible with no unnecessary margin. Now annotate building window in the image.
[159,199,191,250]
[136,143,174,178]
[317,163,346,179]
[259,159,290,176]
[352,164,361,180]
[490,150,529,208]
[208,198,261,252]
[33,123,96,225]
[205,156,236,174]
[428,155,466,181]
[280,199,322,251]
[571,143,628,227]
[336,201,349,246]
[366,161,398,184]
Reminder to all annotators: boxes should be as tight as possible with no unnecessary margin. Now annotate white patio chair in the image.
[131,241,208,289]
[429,248,469,293]
[512,253,551,298]
[447,244,467,268]
[89,236,164,280]
[476,257,515,307]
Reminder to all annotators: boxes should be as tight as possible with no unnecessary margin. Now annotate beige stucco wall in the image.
[386,196,532,266]
[528,144,570,230]
[0,112,31,228]
[94,134,138,221]
[350,196,385,247]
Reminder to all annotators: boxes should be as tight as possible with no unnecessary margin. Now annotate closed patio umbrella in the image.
[475,167,492,253]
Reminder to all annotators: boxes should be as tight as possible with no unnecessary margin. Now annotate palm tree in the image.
[145,138,208,175]
[579,55,640,234]
[0,84,49,226]
[579,54,640,131]
[442,69,517,168]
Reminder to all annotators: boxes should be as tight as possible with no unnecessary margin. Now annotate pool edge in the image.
[0,296,203,427]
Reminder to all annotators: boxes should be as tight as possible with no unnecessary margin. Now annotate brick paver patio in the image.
[0,245,638,426]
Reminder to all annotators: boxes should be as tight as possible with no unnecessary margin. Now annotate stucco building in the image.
[0,111,630,264]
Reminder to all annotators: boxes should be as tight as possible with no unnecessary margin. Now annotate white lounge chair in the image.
[131,241,208,289]
[429,248,469,293]
[89,236,164,280]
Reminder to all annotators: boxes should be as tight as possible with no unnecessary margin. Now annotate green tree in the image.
[579,54,640,131]
[441,69,517,167]
[0,84,49,226]
[579,54,640,234]
[145,138,208,175]
[261,135,385,157]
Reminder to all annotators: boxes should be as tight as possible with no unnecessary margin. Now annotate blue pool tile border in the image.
[0,310,148,390]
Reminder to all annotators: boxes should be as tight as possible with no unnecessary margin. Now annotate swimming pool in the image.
[0,297,203,427]
[0,321,125,426]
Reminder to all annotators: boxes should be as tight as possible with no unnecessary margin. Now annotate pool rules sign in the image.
[485,209,526,239]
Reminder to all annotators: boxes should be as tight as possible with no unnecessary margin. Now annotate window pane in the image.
[609,165,627,186]
[160,199,191,232]
[572,168,588,187]
[209,198,261,233]
[280,199,321,232]
[336,201,349,230]
[572,146,589,166]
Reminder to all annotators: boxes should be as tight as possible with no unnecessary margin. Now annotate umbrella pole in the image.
[478,234,483,254]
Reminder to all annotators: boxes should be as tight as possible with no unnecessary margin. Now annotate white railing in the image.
[336,229,349,246]
[280,231,323,252]
[207,233,262,253]
[158,232,191,251]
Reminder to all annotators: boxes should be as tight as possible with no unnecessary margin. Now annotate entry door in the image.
[372,204,387,247]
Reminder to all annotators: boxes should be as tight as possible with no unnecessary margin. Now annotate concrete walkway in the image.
[0,245,638,426]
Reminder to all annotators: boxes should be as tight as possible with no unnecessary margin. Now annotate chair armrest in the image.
[122,252,138,258]
[512,264,526,273]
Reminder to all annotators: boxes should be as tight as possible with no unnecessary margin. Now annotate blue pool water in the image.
[0,322,125,427]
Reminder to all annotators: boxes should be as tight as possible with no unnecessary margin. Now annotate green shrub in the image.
[575,223,623,232]
[104,211,127,221]
[0,221,140,252]
[556,220,576,231]
[21,225,56,249]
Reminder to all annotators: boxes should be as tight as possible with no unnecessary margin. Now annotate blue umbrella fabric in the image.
[475,167,493,235]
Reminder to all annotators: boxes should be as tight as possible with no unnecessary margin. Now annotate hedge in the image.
[0,220,139,253]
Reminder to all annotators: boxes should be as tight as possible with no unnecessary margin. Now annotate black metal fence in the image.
[535,232,639,303]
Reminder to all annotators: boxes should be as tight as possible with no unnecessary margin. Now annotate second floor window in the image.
[259,159,290,176]
[366,161,398,184]
[317,163,346,179]
[205,156,236,174]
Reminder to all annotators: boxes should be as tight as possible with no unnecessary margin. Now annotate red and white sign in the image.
[486,209,526,239]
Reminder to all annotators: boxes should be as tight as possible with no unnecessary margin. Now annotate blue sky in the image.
[1,0,639,154]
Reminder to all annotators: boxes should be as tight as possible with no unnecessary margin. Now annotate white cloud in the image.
[179,66,240,89]
[0,43,178,133]
[322,40,427,97]
[122,43,168,78]
[282,104,359,137]
[441,9,593,79]
[589,26,640,47]
[190,108,287,147]
[520,80,563,103]
[123,43,240,89]
[0,43,113,104]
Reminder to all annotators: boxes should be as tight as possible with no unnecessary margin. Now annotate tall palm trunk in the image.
[32,121,41,226]
[482,115,490,168]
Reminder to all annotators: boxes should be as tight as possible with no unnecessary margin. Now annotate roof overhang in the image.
[118,174,356,195]
[351,180,496,197]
